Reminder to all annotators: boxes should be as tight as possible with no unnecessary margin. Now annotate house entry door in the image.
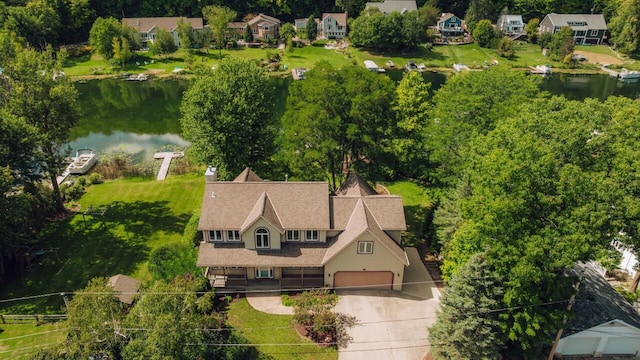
[256,267,274,278]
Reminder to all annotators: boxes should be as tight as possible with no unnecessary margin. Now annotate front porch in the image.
[205,266,325,291]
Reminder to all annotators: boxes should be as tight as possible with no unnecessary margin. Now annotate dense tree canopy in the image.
[349,8,427,51]
[180,56,276,179]
[609,0,640,56]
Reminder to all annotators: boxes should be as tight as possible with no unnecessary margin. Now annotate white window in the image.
[286,230,300,242]
[227,230,241,242]
[209,230,222,242]
[357,241,373,254]
[590,29,598,36]
[305,230,319,242]
[256,267,273,278]
[256,228,270,248]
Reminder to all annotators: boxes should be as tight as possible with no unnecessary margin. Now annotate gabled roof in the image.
[199,181,331,230]
[499,15,524,24]
[335,172,378,196]
[322,13,348,27]
[197,241,330,267]
[228,22,248,29]
[122,17,204,33]
[365,0,417,14]
[240,192,284,233]
[438,12,460,23]
[234,167,263,182]
[323,199,409,265]
[107,274,141,305]
[542,13,607,30]
[247,13,281,26]
[563,262,640,337]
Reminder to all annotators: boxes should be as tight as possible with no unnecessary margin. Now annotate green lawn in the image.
[383,181,436,256]
[226,299,337,360]
[0,322,67,360]
[0,174,205,314]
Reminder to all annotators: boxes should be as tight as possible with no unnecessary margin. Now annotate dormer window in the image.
[306,230,319,242]
[256,228,270,248]
[209,230,222,242]
[286,230,300,241]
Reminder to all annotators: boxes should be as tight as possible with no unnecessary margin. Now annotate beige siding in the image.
[243,219,282,250]
[386,230,401,244]
[324,234,405,291]
[247,267,255,280]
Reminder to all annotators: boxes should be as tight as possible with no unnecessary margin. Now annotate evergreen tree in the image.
[429,252,504,359]
[243,23,253,43]
[306,14,317,40]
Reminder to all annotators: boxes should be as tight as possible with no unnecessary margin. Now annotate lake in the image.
[70,72,640,162]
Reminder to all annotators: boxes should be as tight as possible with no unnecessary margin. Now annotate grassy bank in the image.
[0,174,205,314]
[64,42,634,79]
[0,322,67,360]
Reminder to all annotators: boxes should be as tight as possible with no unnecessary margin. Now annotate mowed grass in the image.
[0,322,67,360]
[226,298,337,360]
[383,181,436,255]
[0,174,204,314]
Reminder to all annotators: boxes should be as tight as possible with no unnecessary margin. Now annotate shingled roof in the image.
[234,167,263,182]
[107,274,141,305]
[335,172,378,196]
[563,262,640,337]
[122,17,204,32]
[197,241,330,267]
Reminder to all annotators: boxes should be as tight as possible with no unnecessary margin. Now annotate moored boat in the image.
[67,149,97,175]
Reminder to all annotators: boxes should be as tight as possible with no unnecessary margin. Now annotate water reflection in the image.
[539,73,640,101]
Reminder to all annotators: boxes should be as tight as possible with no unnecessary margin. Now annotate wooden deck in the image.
[154,151,184,181]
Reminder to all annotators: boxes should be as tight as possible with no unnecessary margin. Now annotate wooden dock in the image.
[601,65,620,77]
[154,151,184,181]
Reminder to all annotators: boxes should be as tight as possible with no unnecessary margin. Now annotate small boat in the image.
[127,73,148,81]
[453,63,470,72]
[364,60,386,73]
[417,63,426,71]
[530,65,552,75]
[405,61,418,71]
[618,68,640,81]
[67,149,97,175]
[292,68,307,80]
[386,60,395,68]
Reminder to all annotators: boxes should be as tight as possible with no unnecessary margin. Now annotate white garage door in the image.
[560,337,599,356]
[333,271,393,290]
[603,337,640,354]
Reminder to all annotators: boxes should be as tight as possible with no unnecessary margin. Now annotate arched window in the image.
[255,228,270,248]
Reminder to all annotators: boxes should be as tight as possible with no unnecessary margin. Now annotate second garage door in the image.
[333,271,393,290]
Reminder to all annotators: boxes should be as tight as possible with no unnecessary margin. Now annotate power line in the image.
[0,328,67,342]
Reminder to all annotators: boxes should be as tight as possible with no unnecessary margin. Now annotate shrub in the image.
[148,243,199,282]
[183,213,201,246]
[497,37,515,58]
[88,172,102,184]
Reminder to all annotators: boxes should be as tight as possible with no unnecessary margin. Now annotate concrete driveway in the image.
[334,248,441,360]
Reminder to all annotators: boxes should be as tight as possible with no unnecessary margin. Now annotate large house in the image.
[539,13,608,45]
[122,17,204,47]
[554,262,640,357]
[437,13,465,37]
[196,168,410,291]
[319,13,348,39]
[364,0,417,14]
[498,15,525,37]
[247,13,281,41]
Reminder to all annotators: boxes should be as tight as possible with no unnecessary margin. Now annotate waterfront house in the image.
[319,13,348,39]
[122,17,204,48]
[437,13,465,37]
[197,168,410,291]
[539,13,607,45]
[364,0,417,14]
[247,13,281,41]
[498,15,525,37]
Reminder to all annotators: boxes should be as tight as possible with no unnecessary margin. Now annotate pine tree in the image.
[429,252,504,359]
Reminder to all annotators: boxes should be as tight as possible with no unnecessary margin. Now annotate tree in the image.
[202,5,237,60]
[548,26,575,61]
[243,23,253,42]
[111,36,131,68]
[525,18,540,43]
[65,278,125,358]
[497,36,515,57]
[336,0,367,15]
[609,0,640,55]
[88,17,122,59]
[392,71,432,179]
[176,17,194,51]
[465,0,497,34]
[150,28,177,57]
[279,62,396,188]
[472,19,496,47]
[401,10,428,47]
[418,1,441,26]
[306,14,317,40]
[180,56,277,179]
[280,21,295,51]
[293,289,343,343]
[429,252,504,359]
[538,31,553,50]
[1,44,79,213]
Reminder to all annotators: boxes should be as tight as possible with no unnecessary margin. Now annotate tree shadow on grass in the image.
[0,201,189,313]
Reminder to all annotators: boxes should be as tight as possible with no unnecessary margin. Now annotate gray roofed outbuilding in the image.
[107,274,141,305]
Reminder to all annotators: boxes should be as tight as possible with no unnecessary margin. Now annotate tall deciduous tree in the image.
[609,0,640,56]
[202,5,237,59]
[111,36,131,68]
[525,18,540,43]
[180,56,276,179]
[88,16,122,59]
[429,252,504,360]
[1,43,79,213]
[472,19,496,47]
[279,61,396,189]
[548,26,575,60]
[150,28,177,56]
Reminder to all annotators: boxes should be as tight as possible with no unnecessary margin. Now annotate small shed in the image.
[107,274,141,305]
[555,262,640,357]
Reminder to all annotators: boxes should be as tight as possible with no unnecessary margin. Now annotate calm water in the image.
[70,72,640,163]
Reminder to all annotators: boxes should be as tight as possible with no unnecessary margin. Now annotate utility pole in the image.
[547,269,585,360]
[60,292,70,312]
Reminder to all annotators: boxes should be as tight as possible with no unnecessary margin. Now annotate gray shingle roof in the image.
[107,274,141,305]
[197,242,330,267]
[365,0,417,14]
[122,17,204,32]
[563,262,640,337]
[544,13,607,30]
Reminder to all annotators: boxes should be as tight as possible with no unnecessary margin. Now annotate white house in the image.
[319,13,348,39]
[498,15,525,36]
[612,239,638,277]
[554,262,640,357]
